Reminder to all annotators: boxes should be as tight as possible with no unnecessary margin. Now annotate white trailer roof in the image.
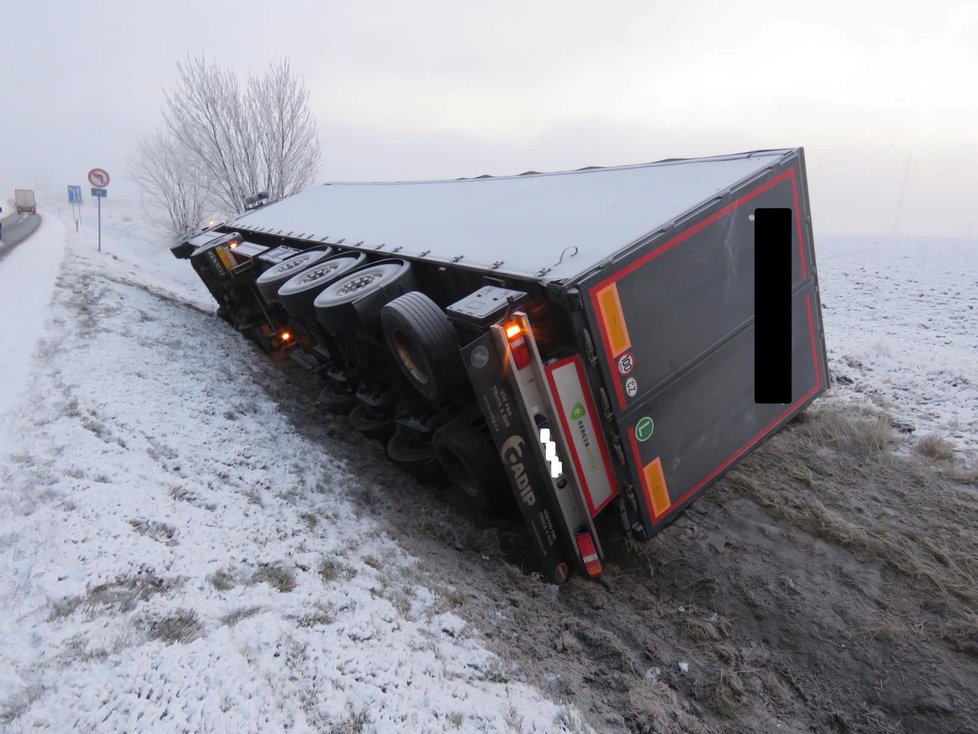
[231,149,793,283]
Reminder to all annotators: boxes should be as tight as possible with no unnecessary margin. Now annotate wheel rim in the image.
[335,270,385,296]
[272,254,312,276]
[293,261,341,286]
[391,330,430,386]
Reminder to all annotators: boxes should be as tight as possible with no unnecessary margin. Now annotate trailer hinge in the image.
[599,387,612,419]
[582,328,597,365]
[374,244,384,250]
[489,260,503,270]
[451,255,464,263]
[618,482,645,539]
[355,241,364,246]
[392,246,402,253]
[337,238,346,244]
[420,250,431,257]
[611,433,625,465]
[622,483,639,515]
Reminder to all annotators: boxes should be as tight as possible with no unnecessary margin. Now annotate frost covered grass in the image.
[817,234,978,462]
[0,217,590,732]
[726,402,978,627]
[2,209,977,732]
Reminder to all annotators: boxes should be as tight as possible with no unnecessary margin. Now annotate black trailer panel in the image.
[461,331,575,582]
[577,152,828,533]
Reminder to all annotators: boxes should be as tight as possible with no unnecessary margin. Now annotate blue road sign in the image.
[68,185,82,204]
[91,187,107,198]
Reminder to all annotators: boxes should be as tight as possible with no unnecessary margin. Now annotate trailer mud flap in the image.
[461,332,574,583]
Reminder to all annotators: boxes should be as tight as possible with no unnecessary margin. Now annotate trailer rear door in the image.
[578,151,828,534]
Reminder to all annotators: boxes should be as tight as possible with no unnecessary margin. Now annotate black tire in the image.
[314,260,413,335]
[244,325,273,353]
[381,292,464,405]
[255,248,333,304]
[277,254,367,321]
[386,426,444,483]
[347,403,395,444]
[318,383,358,414]
[433,414,514,514]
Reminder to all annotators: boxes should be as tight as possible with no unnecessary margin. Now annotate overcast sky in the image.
[2,0,976,237]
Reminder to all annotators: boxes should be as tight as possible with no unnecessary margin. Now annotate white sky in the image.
[2,0,976,236]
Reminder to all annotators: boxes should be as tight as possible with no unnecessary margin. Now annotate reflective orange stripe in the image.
[595,283,631,357]
[642,457,672,518]
[216,246,235,271]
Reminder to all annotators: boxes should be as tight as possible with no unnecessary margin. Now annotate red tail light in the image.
[505,320,532,369]
[576,531,602,577]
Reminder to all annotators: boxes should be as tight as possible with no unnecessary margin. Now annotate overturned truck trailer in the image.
[173,148,828,584]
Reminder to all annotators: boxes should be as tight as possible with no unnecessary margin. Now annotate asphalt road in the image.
[0,210,42,261]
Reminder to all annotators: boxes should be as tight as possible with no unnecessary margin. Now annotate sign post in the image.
[87,168,110,251]
[67,185,82,232]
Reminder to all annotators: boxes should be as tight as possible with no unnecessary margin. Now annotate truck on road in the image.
[172,147,828,584]
[15,189,36,214]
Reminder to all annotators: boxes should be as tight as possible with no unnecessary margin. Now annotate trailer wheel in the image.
[347,403,395,444]
[278,253,367,321]
[318,383,358,414]
[314,260,413,335]
[386,426,443,483]
[433,414,514,514]
[255,248,333,304]
[381,292,464,405]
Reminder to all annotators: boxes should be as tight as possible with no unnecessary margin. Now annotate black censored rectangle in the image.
[754,208,792,403]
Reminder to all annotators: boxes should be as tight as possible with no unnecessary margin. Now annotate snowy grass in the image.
[726,402,978,627]
[818,234,978,462]
[1,205,976,731]
[0,215,591,732]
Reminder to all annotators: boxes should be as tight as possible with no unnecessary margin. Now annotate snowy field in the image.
[0,205,975,732]
[817,234,978,460]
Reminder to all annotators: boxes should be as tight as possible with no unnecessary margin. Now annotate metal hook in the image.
[556,245,579,267]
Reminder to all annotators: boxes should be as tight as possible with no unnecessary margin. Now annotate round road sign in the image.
[88,168,110,187]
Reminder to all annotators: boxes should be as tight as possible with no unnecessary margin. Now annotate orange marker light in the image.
[280,331,292,342]
[504,320,531,369]
[229,240,239,249]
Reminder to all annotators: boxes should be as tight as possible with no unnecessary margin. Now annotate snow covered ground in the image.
[0,214,589,732]
[0,205,974,732]
[817,234,978,460]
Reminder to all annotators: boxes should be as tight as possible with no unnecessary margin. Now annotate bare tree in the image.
[250,59,322,201]
[131,56,321,233]
[128,132,208,238]
[162,56,259,215]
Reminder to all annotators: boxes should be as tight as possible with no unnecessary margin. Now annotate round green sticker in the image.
[635,416,654,442]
